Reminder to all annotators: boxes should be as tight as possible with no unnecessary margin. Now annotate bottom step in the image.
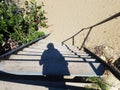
[0,72,93,90]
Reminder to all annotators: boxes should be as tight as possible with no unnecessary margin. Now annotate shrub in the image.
[0,0,47,54]
[86,77,109,90]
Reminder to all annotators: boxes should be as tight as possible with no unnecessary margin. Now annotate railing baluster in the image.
[79,27,92,50]
[72,36,75,46]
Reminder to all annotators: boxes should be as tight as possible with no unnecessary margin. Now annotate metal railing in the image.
[0,33,50,59]
[62,12,120,80]
[62,12,120,50]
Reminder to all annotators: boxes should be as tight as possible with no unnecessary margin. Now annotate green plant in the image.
[86,77,109,90]
[0,34,3,45]
[0,1,24,40]
[24,0,47,28]
[26,31,45,43]
[0,0,47,54]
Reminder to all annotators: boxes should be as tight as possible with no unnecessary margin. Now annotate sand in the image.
[38,0,120,61]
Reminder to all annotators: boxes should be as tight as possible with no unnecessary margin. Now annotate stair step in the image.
[30,44,67,48]
[31,43,66,48]
[32,43,67,49]
[9,55,94,61]
[2,58,96,62]
[22,48,44,52]
[29,47,71,53]
[2,57,98,63]
[9,55,41,60]
[17,51,76,56]
[17,51,43,55]
[66,58,96,62]
[22,48,70,53]
[1,61,104,77]
[22,48,87,55]
[0,73,93,90]
[17,51,89,56]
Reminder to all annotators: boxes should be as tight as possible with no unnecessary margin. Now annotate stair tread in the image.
[17,51,88,55]
[23,48,70,52]
[9,54,94,61]
[1,60,104,76]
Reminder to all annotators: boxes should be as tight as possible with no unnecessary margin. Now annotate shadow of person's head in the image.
[47,43,54,50]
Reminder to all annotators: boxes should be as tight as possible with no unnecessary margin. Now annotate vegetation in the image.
[86,77,109,90]
[0,0,48,54]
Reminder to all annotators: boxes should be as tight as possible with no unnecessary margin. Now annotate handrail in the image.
[62,12,120,49]
[0,33,50,59]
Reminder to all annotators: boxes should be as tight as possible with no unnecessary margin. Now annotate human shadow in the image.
[39,43,70,90]
[39,43,70,76]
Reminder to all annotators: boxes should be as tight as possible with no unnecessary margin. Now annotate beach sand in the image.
[38,0,120,60]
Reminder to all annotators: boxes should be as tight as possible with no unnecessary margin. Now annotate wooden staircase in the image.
[0,39,105,77]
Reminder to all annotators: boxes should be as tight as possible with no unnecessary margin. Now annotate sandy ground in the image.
[1,0,120,90]
[39,0,120,61]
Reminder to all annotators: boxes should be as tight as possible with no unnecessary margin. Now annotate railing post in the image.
[61,42,63,46]
[72,36,75,46]
[79,27,92,50]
